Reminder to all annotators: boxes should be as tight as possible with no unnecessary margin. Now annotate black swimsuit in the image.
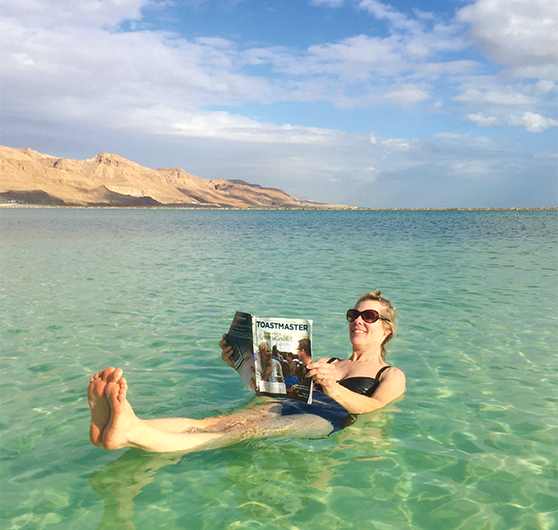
[337,367,391,396]
[281,361,391,431]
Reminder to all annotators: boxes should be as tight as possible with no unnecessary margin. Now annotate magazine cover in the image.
[226,312,313,403]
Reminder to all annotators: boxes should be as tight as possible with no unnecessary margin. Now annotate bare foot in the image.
[103,377,143,451]
[88,367,122,446]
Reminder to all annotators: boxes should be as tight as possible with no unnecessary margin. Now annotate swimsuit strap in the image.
[361,366,391,397]
[375,366,391,379]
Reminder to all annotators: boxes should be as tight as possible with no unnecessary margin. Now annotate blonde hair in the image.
[258,342,271,354]
[356,290,397,360]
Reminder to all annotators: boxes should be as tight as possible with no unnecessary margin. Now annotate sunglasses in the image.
[346,308,390,324]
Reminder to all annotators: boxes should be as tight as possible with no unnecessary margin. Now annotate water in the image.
[0,208,556,530]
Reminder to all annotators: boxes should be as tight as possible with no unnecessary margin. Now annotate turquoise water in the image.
[1,208,556,530]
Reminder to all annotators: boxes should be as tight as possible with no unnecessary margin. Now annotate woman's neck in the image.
[350,346,382,364]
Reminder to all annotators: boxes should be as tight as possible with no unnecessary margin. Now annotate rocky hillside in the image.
[0,146,330,208]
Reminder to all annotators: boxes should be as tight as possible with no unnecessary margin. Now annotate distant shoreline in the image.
[1,204,556,211]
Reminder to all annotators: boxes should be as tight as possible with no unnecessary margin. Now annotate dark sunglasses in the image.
[346,308,390,324]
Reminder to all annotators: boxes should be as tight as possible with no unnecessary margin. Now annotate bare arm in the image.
[327,368,405,414]
[306,359,406,414]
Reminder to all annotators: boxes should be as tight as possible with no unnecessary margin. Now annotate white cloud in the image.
[289,35,405,79]
[266,1,470,89]
[509,112,558,132]
[434,132,492,145]
[369,133,412,150]
[465,113,500,128]
[358,0,467,56]
[385,85,430,106]
[381,138,412,150]
[358,0,418,31]
[465,111,558,132]
[457,0,558,80]
[170,111,340,143]
[534,80,556,95]
[0,0,147,27]
[455,88,533,105]
[311,0,345,7]
[447,159,497,179]
[0,17,278,117]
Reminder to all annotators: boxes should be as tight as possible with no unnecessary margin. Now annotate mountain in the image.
[0,146,337,208]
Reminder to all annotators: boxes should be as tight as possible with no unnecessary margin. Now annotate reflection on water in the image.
[90,452,181,530]
[89,407,395,530]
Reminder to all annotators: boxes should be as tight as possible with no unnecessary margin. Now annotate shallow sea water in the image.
[0,208,556,530]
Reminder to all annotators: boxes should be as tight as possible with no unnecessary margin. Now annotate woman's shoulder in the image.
[377,365,406,393]
[379,365,405,379]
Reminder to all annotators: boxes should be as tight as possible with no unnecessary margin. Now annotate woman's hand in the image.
[219,334,236,369]
[306,358,338,394]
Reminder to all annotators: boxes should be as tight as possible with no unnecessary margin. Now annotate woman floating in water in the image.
[87,291,406,453]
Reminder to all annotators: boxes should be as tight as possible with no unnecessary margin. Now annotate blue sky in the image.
[1,0,556,207]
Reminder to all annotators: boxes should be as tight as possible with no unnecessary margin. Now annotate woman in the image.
[257,342,284,383]
[87,291,405,453]
[271,291,405,429]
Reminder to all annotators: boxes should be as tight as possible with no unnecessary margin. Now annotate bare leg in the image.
[207,409,334,439]
[101,379,333,453]
[102,378,225,453]
[88,367,122,446]
[90,366,335,453]
[143,417,220,432]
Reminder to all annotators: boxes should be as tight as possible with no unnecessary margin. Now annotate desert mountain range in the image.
[0,146,336,208]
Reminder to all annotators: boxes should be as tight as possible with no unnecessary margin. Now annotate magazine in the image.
[226,311,313,403]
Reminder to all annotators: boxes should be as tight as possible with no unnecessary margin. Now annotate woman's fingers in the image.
[219,334,236,368]
[306,362,336,384]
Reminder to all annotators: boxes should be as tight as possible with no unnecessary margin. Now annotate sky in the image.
[1,0,557,208]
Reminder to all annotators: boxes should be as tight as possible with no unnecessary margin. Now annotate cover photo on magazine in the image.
[226,311,314,403]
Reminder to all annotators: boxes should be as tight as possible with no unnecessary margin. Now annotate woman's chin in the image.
[350,332,367,345]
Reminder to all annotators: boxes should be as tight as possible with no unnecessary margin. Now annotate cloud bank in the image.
[0,0,556,207]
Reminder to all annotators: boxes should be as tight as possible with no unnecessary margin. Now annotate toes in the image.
[106,368,123,384]
[106,379,126,404]
[116,378,127,403]
[99,367,116,380]
[105,382,118,402]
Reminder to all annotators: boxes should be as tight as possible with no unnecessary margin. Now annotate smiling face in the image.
[349,300,391,352]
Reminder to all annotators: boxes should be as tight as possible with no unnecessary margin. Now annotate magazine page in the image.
[226,311,257,392]
[252,316,313,404]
